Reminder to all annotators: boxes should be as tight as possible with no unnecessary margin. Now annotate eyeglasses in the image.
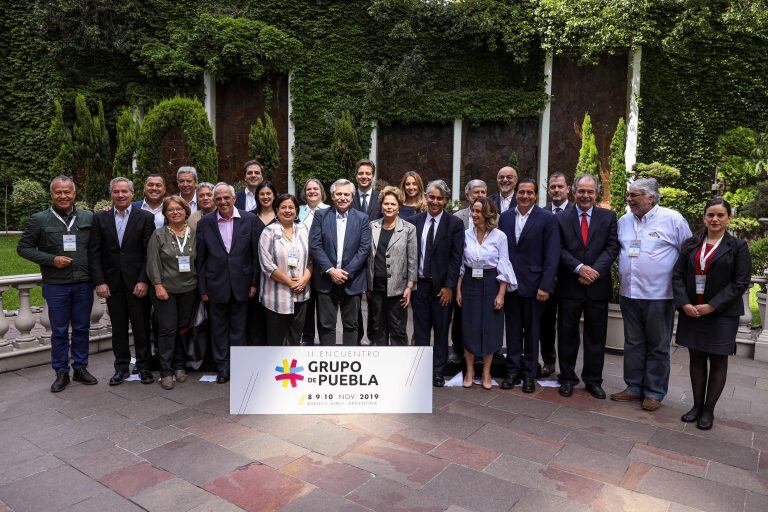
[166,208,185,214]
[498,176,516,181]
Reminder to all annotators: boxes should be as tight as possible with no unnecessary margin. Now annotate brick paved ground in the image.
[1,346,767,512]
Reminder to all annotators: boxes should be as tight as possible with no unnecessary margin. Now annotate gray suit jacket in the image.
[367,217,418,296]
[455,208,471,229]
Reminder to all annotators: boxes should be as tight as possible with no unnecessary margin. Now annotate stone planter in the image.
[757,289,766,327]
[606,302,624,353]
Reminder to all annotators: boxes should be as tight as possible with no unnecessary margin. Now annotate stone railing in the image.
[752,273,768,362]
[0,274,113,372]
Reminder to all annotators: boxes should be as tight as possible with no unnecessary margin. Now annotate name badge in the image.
[287,255,299,268]
[472,267,484,279]
[63,234,77,252]
[628,240,641,257]
[178,255,191,273]
[695,274,706,295]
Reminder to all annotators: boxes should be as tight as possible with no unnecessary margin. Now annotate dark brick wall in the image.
[376,122,453,188]
[160,126,192,194]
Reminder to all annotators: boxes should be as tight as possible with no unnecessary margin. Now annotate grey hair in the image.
[197,182,215,193]
[302,178,327,202]
[464,179,487,197]
[573,174,601,193]
[177,166,198,180]
[629,177,660,205]
[330,178,356,195]
[50,175,76,193]
[426,179,450,199]
[109,177,134,193]
[213,182,236,198]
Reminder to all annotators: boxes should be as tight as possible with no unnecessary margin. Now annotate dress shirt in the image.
[573,206,593,273]
[514,207,532,242]
[499,194,514,213]
[298,203,330,228]
[460,227,517,291]
[358,189,373,212]
[259,223,311,314]
[244,189,257,212]
[335,210,348,269]
[141,200,165,229]
[419,211,443,278]
[551,200,569,212]
[216,208,241,253]
[618,204,692,300]
[180,194,198,214]
[114,205,131,246]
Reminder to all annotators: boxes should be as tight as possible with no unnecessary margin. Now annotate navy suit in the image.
[352,189,382,221]
[195,209,260,372]
[309,207,371,345]
[409,211,464,376]
[498,205,560,376]
[489,193,517,215]
[233,190,257,212]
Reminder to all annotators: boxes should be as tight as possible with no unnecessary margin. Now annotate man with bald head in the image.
[489,166,518,214]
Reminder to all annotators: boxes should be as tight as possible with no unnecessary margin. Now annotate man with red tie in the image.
[555,174,619,399]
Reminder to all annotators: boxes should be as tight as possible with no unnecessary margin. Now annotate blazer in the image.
[367,217,418,297]
[88,207,155,291]
[195,209,260,303]
[498,205,560,298]
[410,211,464,291]
[352,189,382,220]
[672,233,752,317]
[234,190,256,212]
[556,205,619,301]
[489,192,517,214]
[309,207,371,295]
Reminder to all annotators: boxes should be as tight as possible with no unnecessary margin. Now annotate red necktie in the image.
[581,212,589,245]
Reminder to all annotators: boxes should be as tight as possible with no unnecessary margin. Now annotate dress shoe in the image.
[175,369,188,383]
[541,363,556,377]
[696,410,714,430]
[642,397,661,411]
[558,382,574,397]
[448,352,463,364]
[160,375,174,390]
[482,375,493,390]
[610,388,643,402]
[522,376,536,393]
[680,407,701,423]
[109,370,129,386]
[216,372,230,384]
[139,370,155,384]
[462,370,474,388]
[73,368,98,385]
[51,372,70,393]
[585,384,606,400]
[433,374,445,387]
[500,372,519,390]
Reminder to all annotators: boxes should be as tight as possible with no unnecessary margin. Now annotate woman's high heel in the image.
[463,370,474,388]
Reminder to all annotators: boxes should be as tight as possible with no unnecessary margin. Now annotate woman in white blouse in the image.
[456,197,516,389]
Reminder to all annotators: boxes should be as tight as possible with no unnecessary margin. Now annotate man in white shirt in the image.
[489,166,518,214]
[176,166,198,214]
[132,174,166,229]
[234,159,265,212]
[610,178,692,411]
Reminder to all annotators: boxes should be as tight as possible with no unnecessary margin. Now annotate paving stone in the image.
[0,388,66,421]
[508,416,572,441]
[22,411,136,451]
[279,488,369,512]
[634,466,746,512]
[280,452,373,495]
[59,490,145,512]
[441,399,519,426]
[334,414,406,439]
[548,407,657,443]
[0,408,73,436]
[757,378,768,391]
[734,385,768,404]
[63,443,144,480]
[229,432,309,468]
[286,420,369,457]
[346,476,445,512]
[647,428,759,471]
[98,461,174,497]
[427,438,500,470]
[681,419,755,448]
[132,477,221,511]
[667,505,707,512]
[142,435,251,485]
[486,392,560,419]
[389,410,486,440]
[182,417,258,448]
[0,464,105,512]
[234,414,320,439]
[628,443,709,478]
[193,397,231,416]
[55,391,130,420]
[534,387,614,414]
[188,500,245,512]
[0,454,64,485]
[465,423,563,464]
[387,426,449,453]
[433,385,499,405]
[510,490,590,512]
[108,423,189,454]
[706,460,768,495]
[562,429,635,457]
[550,443,630,485]
[117,395,187,422]
[203,462,313,512]
[142,408,212,430]
[595,399,687,432]
[591,484,671,512]
[420,463,528,512]
[0,436,48,472]
[745,491,768,512]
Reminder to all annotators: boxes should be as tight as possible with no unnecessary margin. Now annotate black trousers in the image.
[451,303,464,356]
[151,289,197,377]
[317,287,361,346]
[107,282,151,372]
[413,279,453,375]
[557,296,608,386]
[369,291,408,346]
[539,293,558,366]
[209,297,248,372]
[504,291,543,376]
[247,296,266,346]
[265,301,309,346]
[301,291,320,344]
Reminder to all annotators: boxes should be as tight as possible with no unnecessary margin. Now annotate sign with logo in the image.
[230,346,432,414]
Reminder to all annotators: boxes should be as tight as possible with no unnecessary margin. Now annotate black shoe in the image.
[51,372,70,393]
[697,410,714,430]
[500,372,519,390]
[522,376,536,393]
[681,407,701,423]
[216,372,230,384]
[109,370,129,386]
[131,366,139,375]
[73,368,98,385]
[558,382,574,397]
[433,374,445,387]
[448,352,463,364]
[139,370,155,385]
[541,363,556,377]
[585,384,606,400]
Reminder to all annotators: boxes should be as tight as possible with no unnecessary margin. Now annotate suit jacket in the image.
[498,205,560,298]
[410,211,464,291]
[556,205,619,301]
[234,190,257,212]
[545,200,572,213]
[489,192,517,214]
[672,233,751,317]
[367,217,418,297]
[352,189,382,220]
[195,209,260,303]
[309,207,372,295]
[88,207,155,291]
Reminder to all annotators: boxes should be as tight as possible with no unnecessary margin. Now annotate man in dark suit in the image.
[196,183,260,383]
[90,177,157,385]
[556,174,619,399]
[409,180,464,387]
[351,159,381,221]
[132,174,166,229]
[310,179,371,346]
[488,166,518,215]
[498,178,560,393]
[234,159,264,212]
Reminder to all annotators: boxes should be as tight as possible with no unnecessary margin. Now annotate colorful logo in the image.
[274,358,304,388]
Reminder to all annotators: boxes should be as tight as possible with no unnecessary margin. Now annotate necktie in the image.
[361,193,368,212]
[581,212,589,246]
[423,218,436,278]
[554,207,562,213]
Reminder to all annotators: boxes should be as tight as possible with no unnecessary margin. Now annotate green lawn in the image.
[0,235,44,310]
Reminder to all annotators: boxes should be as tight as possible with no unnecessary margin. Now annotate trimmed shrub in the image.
[113,107,142,177]
[11,179,49,229]
[332,110,364,182]
[73,94,111,206]
[575,113,600,178]
[47,98,75,181]
[635,162,681,184]
[248,112,280,180]
[749,237,768,276]
[609,117,627,215]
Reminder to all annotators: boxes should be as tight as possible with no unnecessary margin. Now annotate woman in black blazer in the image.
[672,198,751,430]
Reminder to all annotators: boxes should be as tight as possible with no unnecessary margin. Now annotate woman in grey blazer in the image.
[367,186,418,345]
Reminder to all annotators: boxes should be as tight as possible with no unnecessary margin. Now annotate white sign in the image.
[230,346,433,414]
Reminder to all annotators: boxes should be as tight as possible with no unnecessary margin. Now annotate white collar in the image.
[217,208,241,221]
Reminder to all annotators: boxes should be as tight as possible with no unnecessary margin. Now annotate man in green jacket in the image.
[17,175,98,392]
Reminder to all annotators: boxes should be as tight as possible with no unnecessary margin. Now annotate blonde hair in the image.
[399,171,427,212]
[471,197,498,230]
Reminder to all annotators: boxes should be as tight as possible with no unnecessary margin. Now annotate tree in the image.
[113,107,142,177]
[248,112,280,180]
[575,112,600,178]
[332,110,363,180]
[46,98,75,180]
[609,117,627,214]
[73,93,111,205]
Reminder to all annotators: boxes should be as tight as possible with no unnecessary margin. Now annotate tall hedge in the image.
[73,94,111,205]
[575,113,600,178]
[609,118,627,214]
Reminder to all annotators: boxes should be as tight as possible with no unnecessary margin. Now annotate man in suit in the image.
[498,178,560,393]
[489,166,518,214]
[89,177,156,385]
[539,172,572,376]
[176,166,198,213]
[196,183,260,383]
[556,174,619,399]
[309,179,371,346]
[352,159,381,221]
[234,159,264,212]
[132,174,167,229]
[410,180,464,387]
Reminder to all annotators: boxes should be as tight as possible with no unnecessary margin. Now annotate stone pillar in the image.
[39,299,51,345]
[452,119,462,202]
[13,284,39,349]
[537,51,553,206]
[755,277,768,362]
[287,71,296,195]
[369,120,378,169]
[0,285,11,353]
[89,292,106,335]
[204,71,217,142]
[625,47,642,174]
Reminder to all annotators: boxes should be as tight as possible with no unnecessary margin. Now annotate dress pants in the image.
[369,292,408,346]
[208,296,248,372]
[503,291,543,376]
[247,297,266,346]
[317,286,361,346]
[151,289,197,377]
[264,301,308,346]
[108,282,151,372]
[557,296,608,386]
[412,279,452,375]
[450,304,464,356]
[300,291,319,344]
[539,293,557,366]
[42,282,93,373]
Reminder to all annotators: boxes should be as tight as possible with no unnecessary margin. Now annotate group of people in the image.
[18,159,751,429]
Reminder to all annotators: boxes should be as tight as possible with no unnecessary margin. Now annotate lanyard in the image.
[172,226,190,254]
[51,208,76,232]
[699,236,723,273]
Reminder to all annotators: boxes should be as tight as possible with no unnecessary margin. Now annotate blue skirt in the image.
[461,267,504,356]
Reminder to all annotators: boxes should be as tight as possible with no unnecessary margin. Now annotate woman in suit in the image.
[456,197,516,389]
[399,171,427,219]
[673,198,751,430]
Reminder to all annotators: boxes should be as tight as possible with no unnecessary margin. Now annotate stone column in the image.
[755,276,768,362]
[625,47,642,174]
[39,299,51,345]
[13,284,39,349]
[287,71,296,195]
[0,285,11,353]
[89,292,106,335]
[451,119,462,202]
[537,51,553,206]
